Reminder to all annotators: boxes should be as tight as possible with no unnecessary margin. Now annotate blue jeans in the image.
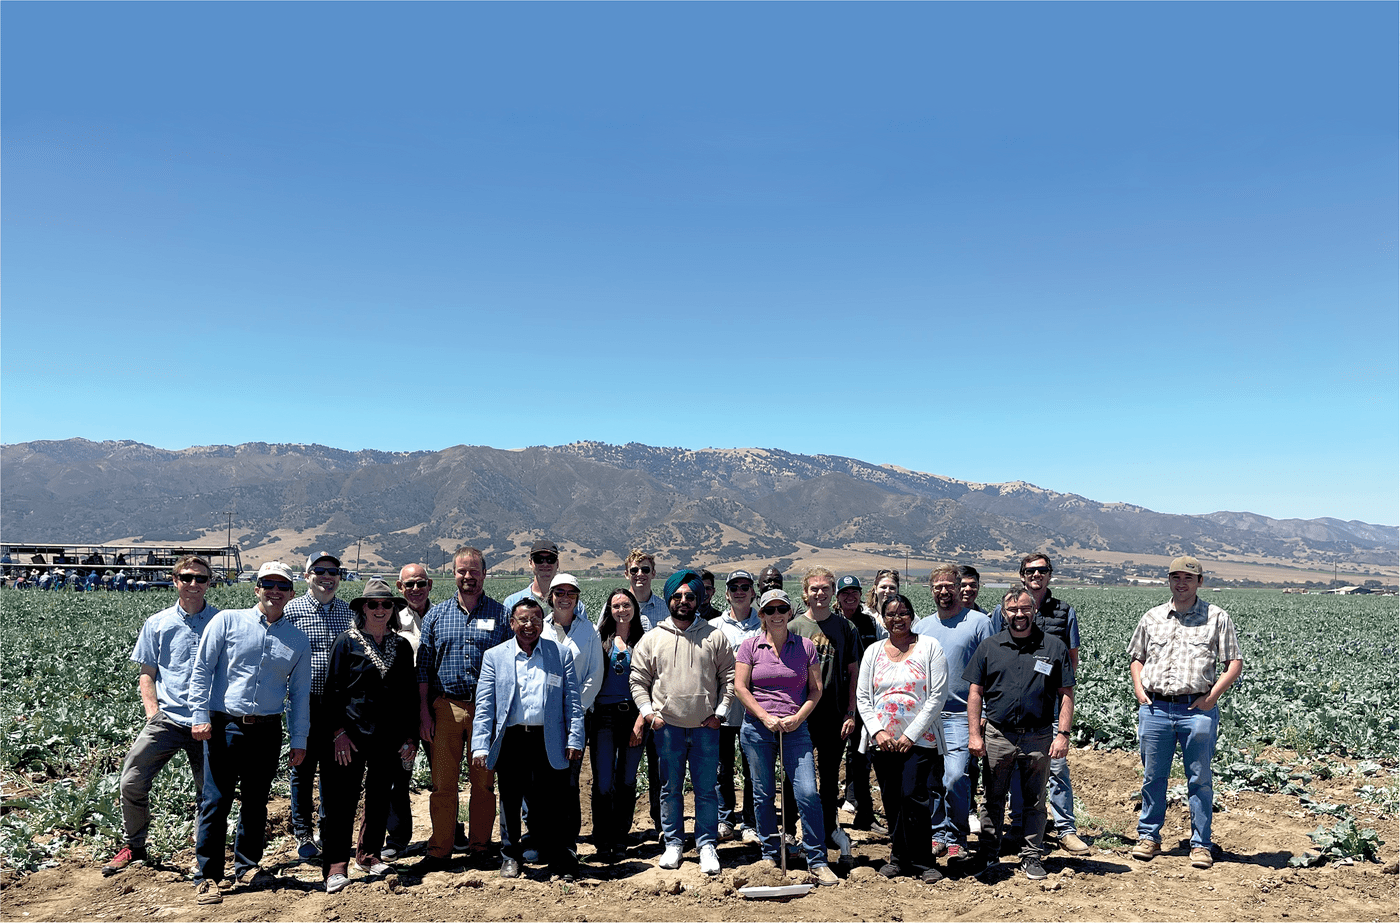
[1137,700,1219,848]
[655,723,720,850]
[589,705,646,850]
[932,712,970,848]
[740,719,826,869]
[289,695,329,840]
[195,714,282,881]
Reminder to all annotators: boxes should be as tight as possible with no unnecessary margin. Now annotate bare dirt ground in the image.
[4,749,1396,922]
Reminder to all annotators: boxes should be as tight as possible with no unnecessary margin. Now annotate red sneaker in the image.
[102,846,145,877]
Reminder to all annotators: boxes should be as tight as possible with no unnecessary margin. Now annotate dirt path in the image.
[4,750,1395,922]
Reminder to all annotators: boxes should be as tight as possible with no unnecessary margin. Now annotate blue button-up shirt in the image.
[282,592,353,695]
[506,638,550,727]
[190,607,312,748]
[639,593,668,632]
[417,594,511,700]
[130,602,219,726]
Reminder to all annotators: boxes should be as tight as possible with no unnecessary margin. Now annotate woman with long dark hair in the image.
[589,588,648,862]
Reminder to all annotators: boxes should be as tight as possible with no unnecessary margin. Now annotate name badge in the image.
[547,673,563,689]
[1033,658,1053,676]
[476,619,495,632]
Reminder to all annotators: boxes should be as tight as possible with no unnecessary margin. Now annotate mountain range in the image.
[1,438,1394,583]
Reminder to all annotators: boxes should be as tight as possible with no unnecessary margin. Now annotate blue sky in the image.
[4,3,1395,525]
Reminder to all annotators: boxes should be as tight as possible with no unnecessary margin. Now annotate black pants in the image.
[497,727,570,866]
[842,732,875,825]
[783,717,841,842]
[871,747,941,870]
[195,715,281,881]
[289,695,329,840]
[323,735,399,871]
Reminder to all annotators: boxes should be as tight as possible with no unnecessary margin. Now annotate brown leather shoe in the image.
[1131,839,1160,861]
[1190,847,1213,869]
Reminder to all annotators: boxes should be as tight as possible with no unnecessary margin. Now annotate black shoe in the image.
[454,823,471,852]
[920,866,944,883]
[412,855,455,875]
[499,857,520,879]
[595,845,619,864]
[878,861,909,879]
[1021,856,1047,880]
[297,837,321,860]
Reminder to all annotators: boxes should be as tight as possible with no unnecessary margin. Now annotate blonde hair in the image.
[801,566,836,605]
[624,549,656,570]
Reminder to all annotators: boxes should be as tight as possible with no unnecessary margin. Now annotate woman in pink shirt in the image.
[733,590,839,887]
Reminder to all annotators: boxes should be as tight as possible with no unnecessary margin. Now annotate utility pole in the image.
[356,537,363,577]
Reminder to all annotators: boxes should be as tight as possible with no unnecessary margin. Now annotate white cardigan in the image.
[856,635,949,753]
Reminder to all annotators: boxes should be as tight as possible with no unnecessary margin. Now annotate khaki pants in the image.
[428,696,496,858]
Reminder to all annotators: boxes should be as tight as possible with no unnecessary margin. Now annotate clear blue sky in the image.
[4,3,1395,525]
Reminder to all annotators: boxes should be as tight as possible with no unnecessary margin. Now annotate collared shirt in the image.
[737,631,819,719]
[963,625,1074,732]
[1127,596,1243,696]
[130,601,220,726]
[639,593,668,632]
[190,607,312,749]
[502,583,587,623]
[282,592,353,694]
[416,594,510,700]
[545,611,604,710]
[914,607,993,711]
[990,594,1080,650]
[395,605,427,657]
[506,638,550,727]
[711,606,761,727]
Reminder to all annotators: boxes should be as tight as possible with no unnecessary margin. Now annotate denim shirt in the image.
[190,607,312,749]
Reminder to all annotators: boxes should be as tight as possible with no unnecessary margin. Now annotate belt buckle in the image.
[240,714,258,725]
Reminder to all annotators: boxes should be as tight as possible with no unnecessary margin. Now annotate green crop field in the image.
[2,580,1395,871]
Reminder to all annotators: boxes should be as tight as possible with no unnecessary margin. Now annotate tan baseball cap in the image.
[1169,556,1203,576]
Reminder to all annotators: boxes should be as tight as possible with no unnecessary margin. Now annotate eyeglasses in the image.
[176,573,210,584]
[401,579,429,590]
[512,615,544,626]
[1023,566,1051,575]
[1004,605,1035,614]
[258,580,294,592]
[311,566,344,577]
[760,604,791,615]
[628,566,652,575]
[362,599,396,611]
[532,554,559,565]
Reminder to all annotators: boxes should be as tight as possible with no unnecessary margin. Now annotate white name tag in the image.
[476,619,495,632]
[547,674,563,688]
[1033,658,1053,676]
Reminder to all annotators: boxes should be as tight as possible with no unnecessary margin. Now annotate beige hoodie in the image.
[629,616,737,729]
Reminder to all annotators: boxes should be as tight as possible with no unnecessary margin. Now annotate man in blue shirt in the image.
[102,556,219,877]
[282,552,354,859]
[913,564,993,862]
[188,561,311,904]
[414,546,511,872]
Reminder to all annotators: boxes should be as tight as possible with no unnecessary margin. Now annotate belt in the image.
[441,692,476,705]
[508,724,545,733]
[603,702,638,713]
[216,711,281,725]
[992,722,1053,735]
[1150,692,1201,705]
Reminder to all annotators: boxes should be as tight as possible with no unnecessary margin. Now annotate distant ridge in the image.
[1,438,1393,579]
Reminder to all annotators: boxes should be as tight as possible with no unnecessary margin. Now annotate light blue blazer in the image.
[471,637,585,771]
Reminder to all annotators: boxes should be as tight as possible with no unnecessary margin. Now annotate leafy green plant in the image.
[1289,818,1384,866]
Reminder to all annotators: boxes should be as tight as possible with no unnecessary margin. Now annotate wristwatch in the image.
[1055,729,1069,738]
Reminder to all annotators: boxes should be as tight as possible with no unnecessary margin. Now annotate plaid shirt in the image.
[1126,596,1242,696]
[416,594,510,700]
[282,592,353,695]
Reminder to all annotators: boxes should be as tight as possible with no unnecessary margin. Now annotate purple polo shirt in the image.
[737,632,819,718]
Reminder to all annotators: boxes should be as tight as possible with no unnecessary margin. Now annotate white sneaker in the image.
[658,845,682,869]
[839,800,857,814]
[968,813,982,834]
[699,845,720,875]
[741,826,763,845]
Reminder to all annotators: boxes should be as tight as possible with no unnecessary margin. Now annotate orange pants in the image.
[427,695,496,858]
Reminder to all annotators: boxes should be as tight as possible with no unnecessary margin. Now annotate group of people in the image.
[103,543,1243,903]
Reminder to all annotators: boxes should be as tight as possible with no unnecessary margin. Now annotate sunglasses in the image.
[628,565,652,575]
[176,573,210,584]
[258,580,294,592]
[552,588,579,598]
[612,652,630,674]
[670,592,697,602]
[401,579,429,590]
[362,599,396,611]
[728,583,754,593]
[1023,566,1051,575]
[311,566,344,577]
[760,604,791,615]
[532,554,559,565]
